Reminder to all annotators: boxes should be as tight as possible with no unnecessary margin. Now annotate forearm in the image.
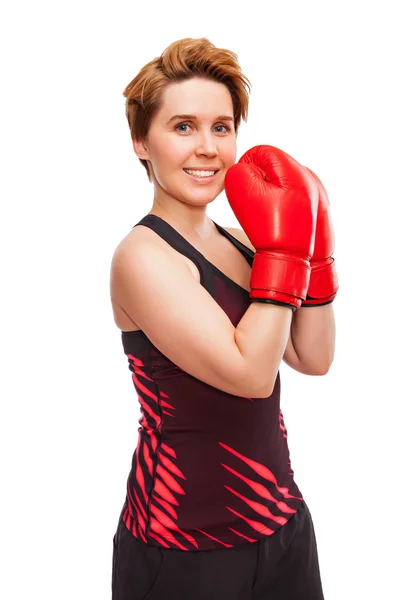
[291,303,336,373]
[235,302,293,396]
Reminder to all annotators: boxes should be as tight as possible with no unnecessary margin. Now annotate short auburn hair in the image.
[122,37,251,181]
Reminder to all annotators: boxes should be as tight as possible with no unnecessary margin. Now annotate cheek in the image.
[160,138,192,167]
[223,149,237,169]
[220,138,237,163]
[150,132,183,160]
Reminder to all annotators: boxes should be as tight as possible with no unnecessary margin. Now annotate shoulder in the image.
[110,223,193,300]
[110,226,159,293]
[223,227,256,253]
[111,223,168,264]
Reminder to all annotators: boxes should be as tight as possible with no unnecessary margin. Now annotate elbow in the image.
[249,387,273,399]
[310,361,332,376]
[298,353,334,376]
[255,387,273,399]
[248,377,275,399]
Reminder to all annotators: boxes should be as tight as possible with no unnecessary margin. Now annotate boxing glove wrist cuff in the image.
[249,251,311,311]
[249,298,298,312]
[302,257,339,306]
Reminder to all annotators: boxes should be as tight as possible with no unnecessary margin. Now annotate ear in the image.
[133,138,150,160]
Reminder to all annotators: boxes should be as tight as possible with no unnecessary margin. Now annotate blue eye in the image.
[176,123,191,133]
[215,124,230,133]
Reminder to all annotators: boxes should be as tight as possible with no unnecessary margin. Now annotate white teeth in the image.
[184,169,217,177]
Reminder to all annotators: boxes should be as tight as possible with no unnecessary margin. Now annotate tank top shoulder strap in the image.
[132,214,215,290]
[211,221,255,267]
[134,214,254,261]
[132,214,254,295]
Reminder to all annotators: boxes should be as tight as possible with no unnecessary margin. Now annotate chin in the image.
[183,193,218,207]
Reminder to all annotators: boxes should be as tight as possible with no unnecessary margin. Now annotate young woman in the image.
[109,37,337,600]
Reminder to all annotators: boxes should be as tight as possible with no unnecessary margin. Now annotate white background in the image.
[1,1,399,598]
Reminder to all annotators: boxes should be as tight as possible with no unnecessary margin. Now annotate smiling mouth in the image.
[183,169,219,178]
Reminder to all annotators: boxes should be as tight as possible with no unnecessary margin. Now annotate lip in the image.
[183,169,220,183]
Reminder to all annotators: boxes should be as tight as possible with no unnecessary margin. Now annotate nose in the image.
[194,130,218,158]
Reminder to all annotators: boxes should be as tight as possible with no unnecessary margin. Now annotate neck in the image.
[148,204,215,241]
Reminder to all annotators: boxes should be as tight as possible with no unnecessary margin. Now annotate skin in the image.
[133,77,238,242]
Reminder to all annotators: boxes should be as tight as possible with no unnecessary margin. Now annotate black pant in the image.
[111,500,325,599]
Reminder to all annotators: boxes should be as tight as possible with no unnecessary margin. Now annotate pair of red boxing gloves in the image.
[224,145,339,311]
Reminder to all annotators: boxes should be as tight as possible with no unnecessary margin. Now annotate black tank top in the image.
[118,214,303,551]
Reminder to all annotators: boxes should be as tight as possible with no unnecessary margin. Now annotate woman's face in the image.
[135,77,237,207]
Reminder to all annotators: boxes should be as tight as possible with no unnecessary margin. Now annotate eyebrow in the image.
[166,114,234,124]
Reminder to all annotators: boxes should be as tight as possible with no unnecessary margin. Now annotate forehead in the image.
[158,78,233,118]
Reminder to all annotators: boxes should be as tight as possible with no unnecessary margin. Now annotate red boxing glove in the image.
[224,145,319,311]
[301,167,339,306]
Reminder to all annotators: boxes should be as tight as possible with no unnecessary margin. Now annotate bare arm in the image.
[288,303,335,374]
[110,239,293,399]
[235,302,292,395]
